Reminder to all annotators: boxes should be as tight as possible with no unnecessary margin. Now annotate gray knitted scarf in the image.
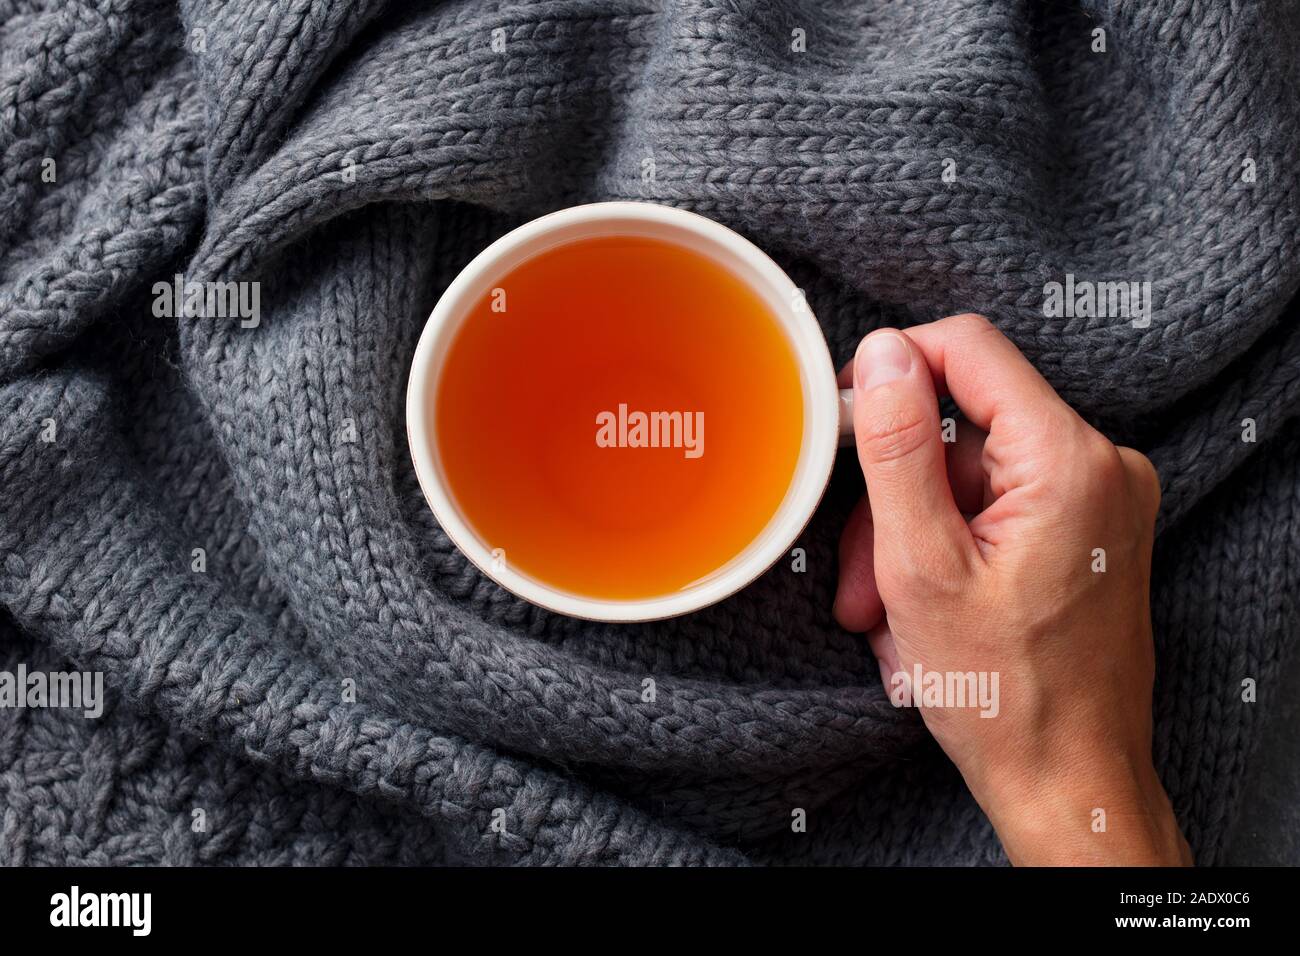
[1,0,1298,866]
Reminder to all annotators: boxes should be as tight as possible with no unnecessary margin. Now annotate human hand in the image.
[835,313,1191,866]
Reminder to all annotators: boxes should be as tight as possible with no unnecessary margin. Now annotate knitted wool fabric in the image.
[1,0,1298,866]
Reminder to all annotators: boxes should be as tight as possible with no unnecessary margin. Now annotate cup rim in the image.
[405,201,839,622]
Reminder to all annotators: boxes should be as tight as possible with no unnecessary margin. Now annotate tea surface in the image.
[434,234,804,600]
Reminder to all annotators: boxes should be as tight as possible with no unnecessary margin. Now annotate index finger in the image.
[900,313,1084,438]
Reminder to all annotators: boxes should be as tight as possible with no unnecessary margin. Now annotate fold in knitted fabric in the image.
[1,0,1298,865]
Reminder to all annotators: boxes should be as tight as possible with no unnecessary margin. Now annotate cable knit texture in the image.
[1,0,1298,866]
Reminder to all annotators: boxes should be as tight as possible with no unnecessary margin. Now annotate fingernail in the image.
[854,331,913,391]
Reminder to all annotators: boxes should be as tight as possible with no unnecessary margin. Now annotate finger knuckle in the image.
[859,410,931,464]
[879,544,968,603]
[878,554,930,600]
[1062,423,1118,472]
[947,312,994,334]
[1090,438,1128,487]
[1033,410,1090,465]
[1124,447,1160,488]
[1042,427,1118,505]
[1119,446,1162,513]
[949,312,1006,346]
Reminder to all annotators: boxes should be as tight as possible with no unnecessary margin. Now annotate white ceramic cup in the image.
[407,201,855,622]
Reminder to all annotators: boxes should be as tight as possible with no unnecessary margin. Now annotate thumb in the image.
[852,330,973,587]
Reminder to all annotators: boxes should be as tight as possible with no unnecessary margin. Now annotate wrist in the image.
[973,748,1191,866]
